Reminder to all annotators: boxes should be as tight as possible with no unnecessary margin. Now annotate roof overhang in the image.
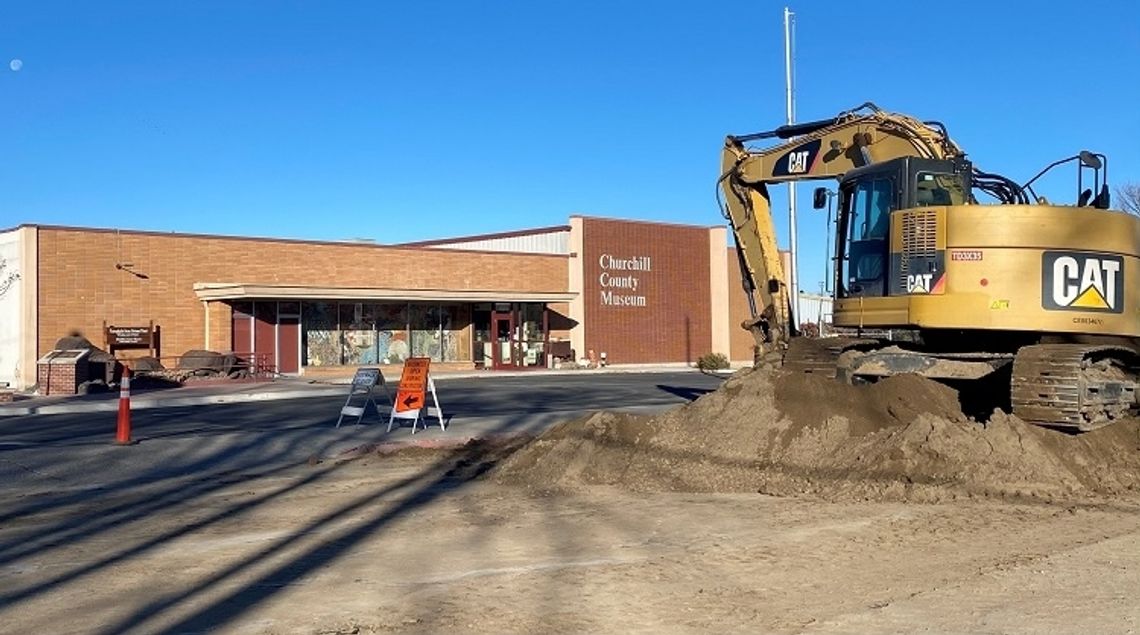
[193,283,576,304]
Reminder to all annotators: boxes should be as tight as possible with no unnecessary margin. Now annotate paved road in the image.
[0,372,724,498]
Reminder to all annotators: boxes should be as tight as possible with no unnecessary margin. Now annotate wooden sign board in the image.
[104,320,159,358]
[106,326,152,347]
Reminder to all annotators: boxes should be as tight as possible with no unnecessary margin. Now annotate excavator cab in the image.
[828,157,970,299]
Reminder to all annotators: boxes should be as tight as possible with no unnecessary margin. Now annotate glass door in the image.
[473,307,492,369]
[841,175,895,298]
[492,311,515,369]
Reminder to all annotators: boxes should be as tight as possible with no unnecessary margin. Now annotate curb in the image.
[0,367,734,417]
[0,386,348,417]
[319,366,737,385]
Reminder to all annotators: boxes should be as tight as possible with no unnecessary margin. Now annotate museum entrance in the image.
[474,302,549,370]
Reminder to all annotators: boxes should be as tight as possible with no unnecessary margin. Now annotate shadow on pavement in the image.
[0,371,727,632]
[0,407,568,632]
[654,383,718,402]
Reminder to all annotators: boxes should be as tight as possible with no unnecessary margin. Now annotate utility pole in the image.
[783,6,799,327]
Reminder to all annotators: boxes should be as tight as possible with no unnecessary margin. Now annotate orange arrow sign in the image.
[395,358,431,412]
[395,389,424,412]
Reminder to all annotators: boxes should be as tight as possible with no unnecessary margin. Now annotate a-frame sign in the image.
[336,367,391,428]
[387,357,445,433]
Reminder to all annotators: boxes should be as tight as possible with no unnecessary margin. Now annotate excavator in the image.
[718,102,1140,431]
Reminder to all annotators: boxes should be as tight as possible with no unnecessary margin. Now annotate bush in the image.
[697,352,730,371]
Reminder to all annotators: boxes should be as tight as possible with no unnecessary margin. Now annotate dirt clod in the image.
[493,367,1140,503]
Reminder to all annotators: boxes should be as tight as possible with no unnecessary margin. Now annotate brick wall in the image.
[206,301,231,353]
[581,218,712,364]
[36,227,569,363]
[36,359,87,395]
[727,247,757,363]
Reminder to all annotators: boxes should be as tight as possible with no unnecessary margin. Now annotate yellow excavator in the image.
[718,102,1139,431]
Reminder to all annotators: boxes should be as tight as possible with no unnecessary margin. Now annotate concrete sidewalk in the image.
[0,365,734,417]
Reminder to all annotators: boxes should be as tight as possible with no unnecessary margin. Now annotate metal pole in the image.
[783,6,799,327]
[824,193,832,293]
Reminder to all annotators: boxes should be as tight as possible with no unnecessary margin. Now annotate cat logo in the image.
[772,139,821,178]
[1042,251,1124,313]
[787,151,810,174]
[906,272,945,294]
[907,273,933,293]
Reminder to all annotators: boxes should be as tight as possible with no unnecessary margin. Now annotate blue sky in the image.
[1,1,1138,294]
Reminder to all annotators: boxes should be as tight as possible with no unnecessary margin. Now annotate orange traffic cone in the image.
[116,367,133,445]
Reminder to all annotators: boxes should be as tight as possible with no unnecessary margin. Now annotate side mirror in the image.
[813,187,828,209]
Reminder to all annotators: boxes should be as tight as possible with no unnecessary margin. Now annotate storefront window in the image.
[302,302,340,366]
[375,304,409,364]
[341,302,377,365]
[301,301,468,367]
[441,305,461,362]
[407,303,470,362]
[473,307,491,367]
[409,303,444,361]
[519,303,546,368]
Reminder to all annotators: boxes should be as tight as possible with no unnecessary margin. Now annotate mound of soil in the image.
[493,368,1140,503]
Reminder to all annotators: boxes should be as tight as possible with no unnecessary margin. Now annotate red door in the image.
[231,304,253,357]
[278,316,300,374]
[254,302,277,374]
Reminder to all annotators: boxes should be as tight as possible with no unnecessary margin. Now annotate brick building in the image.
[0,216,759,390]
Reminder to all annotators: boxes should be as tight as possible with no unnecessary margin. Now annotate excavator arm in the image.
[717,102,966,361]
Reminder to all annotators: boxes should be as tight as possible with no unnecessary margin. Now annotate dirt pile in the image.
[493,368,1140,502]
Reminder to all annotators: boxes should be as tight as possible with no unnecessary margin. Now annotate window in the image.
[409,303,465,362]
[915,172,965,206]
[302,302,339,366]
[843,176,894,294]
[847,178,893,241]
[375,304,410,364]
[518,303,546,368]
[341,303,377,365]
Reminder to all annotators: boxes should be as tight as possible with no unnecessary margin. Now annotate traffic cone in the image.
[116,367,133,445]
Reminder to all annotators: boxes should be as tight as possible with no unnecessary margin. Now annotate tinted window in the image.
[915,172,965,206]
[848,178,894,241]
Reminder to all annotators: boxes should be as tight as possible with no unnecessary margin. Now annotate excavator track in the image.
[783,337,878,377]
[1011,344,1140,431]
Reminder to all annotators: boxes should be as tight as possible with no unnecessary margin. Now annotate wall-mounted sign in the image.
[598,253,651,308]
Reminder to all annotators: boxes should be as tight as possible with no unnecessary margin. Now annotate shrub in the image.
[697,352,730,371]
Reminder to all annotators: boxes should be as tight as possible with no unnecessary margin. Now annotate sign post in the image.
[336,367,390,428]
[388,357,445,433]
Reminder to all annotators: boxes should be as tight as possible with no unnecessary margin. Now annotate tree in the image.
[1116,182,1140,215]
